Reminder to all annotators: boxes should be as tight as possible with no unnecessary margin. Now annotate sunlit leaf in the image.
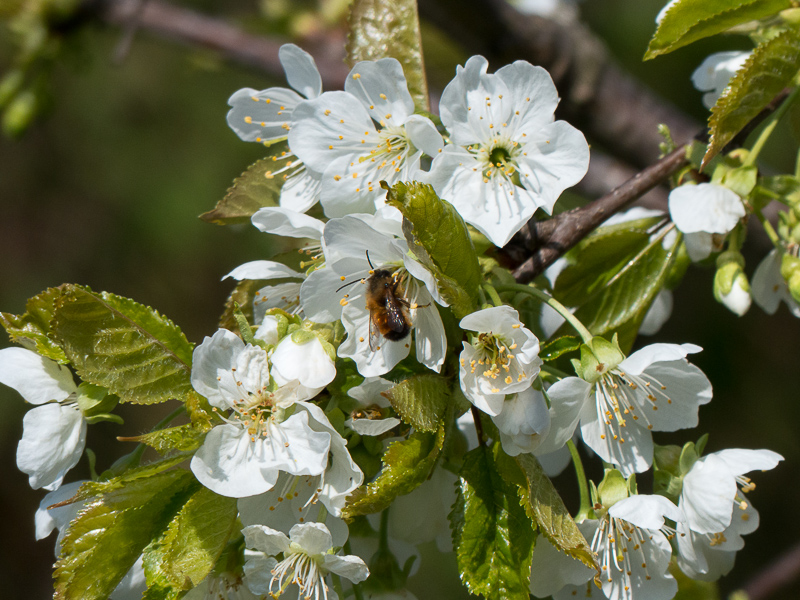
[383,373,450,432]
[0,287,67,363]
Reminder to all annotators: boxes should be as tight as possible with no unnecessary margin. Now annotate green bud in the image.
[781,7,800,24]
[780,253,800,281]
[2,89,37,138]
[713,252,751,316]
[289,328,316,345]
[788,270,800,305]
[597,469,629,510]
[76,383,118,417]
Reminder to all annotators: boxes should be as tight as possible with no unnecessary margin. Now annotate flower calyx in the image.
[571,335,625,385]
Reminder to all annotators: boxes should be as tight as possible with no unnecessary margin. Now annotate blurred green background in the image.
[1,0,797,598]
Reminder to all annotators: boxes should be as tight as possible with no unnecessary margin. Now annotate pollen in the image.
[324,109,331,115]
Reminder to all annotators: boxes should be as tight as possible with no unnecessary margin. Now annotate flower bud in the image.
[714,251,751,316]
[0,70,24,110]
[2,89,38,138]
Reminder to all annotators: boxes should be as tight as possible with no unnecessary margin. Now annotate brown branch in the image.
[87,0,350,88]
[741,540,800,600]
[511,145,689,283]
[418,0,700,169]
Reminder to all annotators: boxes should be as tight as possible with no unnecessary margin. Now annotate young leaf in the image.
[539,336,581,362]
[141,487,239,596]
[0,286,68,363]
[554,224,678,352]
[383,373,450,432]
[52,285,194,405]
[127,423,207,455]
[199,142,291,225]
[645,0,792,59]
[705,29,800,165]
[384,180,481,318]
[346,0,429,112]
[341,415,447,520]
[511,453,596,571]
[54,469,198,600]
[450,446,535,600]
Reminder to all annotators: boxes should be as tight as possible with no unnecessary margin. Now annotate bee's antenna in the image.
[336,279,360,293]
[365,250,376,270]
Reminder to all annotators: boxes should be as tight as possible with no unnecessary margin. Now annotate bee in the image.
[337,252,415,351]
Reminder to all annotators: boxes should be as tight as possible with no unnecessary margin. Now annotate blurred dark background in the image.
[1,0,797,598]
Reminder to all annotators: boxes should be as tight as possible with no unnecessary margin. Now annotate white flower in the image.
[289,59,442,217]
[226,44,324,212]
[492,387,551,456]
[544,495,684,600]
[458,305,542,416]
[0,347,85,490]
[428,56,589,246]
[668,183,745,261]
[752,249,800,317]
[544,344,712,476]
[243,522,369,600]
[184,570,262,600]
[345,377,402,436]
[717,272,751,316]
[639,290,674,336]
[301,213,447,377]
[691,51,752,109]
[189,329,334,498]
[675,448,782,581]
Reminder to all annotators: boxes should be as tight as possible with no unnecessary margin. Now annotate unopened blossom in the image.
[668,183,745,261]
[0,347,85,490]
[692,51,751,109]
[301,212,447,376]
[675,448,782,581]
[226,44,324,212]
[458,305,542,416]
[545,343,712,476]
[289,58,442,217]
[427,55,589,246]
[751,249,800,317]
[189,329,334,498]
[243,522,368,600]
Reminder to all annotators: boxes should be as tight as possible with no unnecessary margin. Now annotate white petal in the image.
[405,114,444,156]
[496,61,559,130]
[251,206,324,239]
[346,416,401,436]
[0,347,76,405]
[300,268,346,323]
[243,553,279,595]
[253,282,302,320]
[681,454,738,533]
[633,361,712,432]
[668,183,744,235]
[619,342,702,376]
[18,403,86,490]
[721,277,752,316]
[289,521,333,555]
[111,555,147,600]
[339,301,410,377]
[608,494,683,530]
[226,87,303,143]
[494,387,551,456]
[580,400,654,476]
[271,335,336,389]
[279,168,322,213]
[35,480,85,549]
[639,289,674,336]
[528,534,594,598]
[751,249,800,317]
[253,315,280,345]
[279,43,322,99]
[243,523,292,555]
[533,377,590,455]
[323,554,370,583]
[439,55,490,134]
[691,51,750,109]
[409,284,446,373]
[223,260,302,282]
[347,377,394,406]
[345,58,414,126]
[712,448,783,476]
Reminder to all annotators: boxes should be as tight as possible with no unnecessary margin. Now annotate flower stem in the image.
[755,209,782,249]
[483,283,504,307]
[494,283,594,344]
[744,85,800,167]
[568,440,591,522]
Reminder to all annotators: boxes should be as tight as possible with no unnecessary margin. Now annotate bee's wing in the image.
[369,313,383,351]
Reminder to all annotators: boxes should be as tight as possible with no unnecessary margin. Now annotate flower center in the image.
[270,548,329,600]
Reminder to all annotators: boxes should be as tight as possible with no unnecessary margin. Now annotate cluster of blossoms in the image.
[0,39,786,600]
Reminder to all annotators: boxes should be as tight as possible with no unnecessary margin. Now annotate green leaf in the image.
[54,469,198,600]
[645,0,792,59]
[346,0,429,111]
[554,223,678,352]
[705,29,800,165]
[200,142,291,225]
[0,286,67,363]
[450,446,534,600]
[52,285,194,405]
[142,487,238,597]
[384,181,481,318]
[341,415,448,520]
[128,423,207,455]
[512,453,596,571]
[383,373,450,432]
[539,336,581,361]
